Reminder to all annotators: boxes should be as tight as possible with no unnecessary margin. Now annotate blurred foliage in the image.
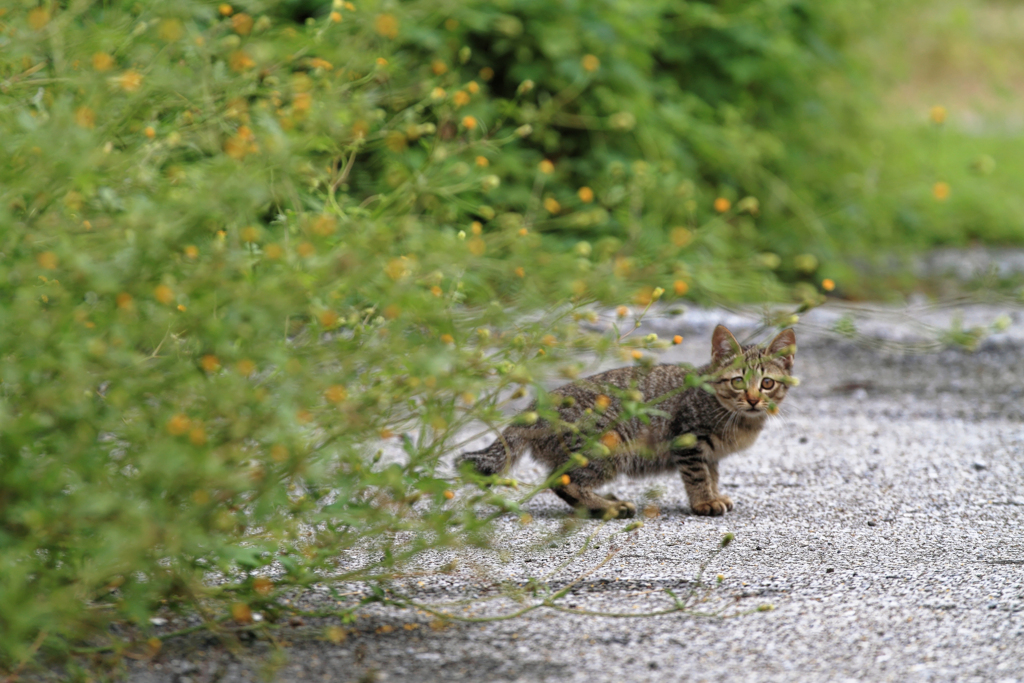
[831,0,1024,292]
[0,0,1013,670]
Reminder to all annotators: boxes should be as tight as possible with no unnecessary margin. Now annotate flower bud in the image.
[513,411,538,426]
[673,433,697,448]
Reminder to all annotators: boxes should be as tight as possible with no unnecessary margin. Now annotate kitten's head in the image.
[709,325,796,419]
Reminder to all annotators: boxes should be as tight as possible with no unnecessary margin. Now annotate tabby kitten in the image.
[459,325,795,518]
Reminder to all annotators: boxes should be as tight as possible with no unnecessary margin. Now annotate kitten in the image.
[459,325,795,518]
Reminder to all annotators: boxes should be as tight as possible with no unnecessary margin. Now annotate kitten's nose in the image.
[745,389,760,405]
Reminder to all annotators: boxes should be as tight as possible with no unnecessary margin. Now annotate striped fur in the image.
[459,326,795,518]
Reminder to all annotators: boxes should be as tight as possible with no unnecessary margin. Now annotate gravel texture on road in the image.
[117,303,1024,683]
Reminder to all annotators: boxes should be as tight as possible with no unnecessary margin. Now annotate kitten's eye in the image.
[761,378,775,390]
[730,377,745,390]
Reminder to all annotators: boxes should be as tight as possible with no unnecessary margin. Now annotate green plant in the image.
[2,0,997,670]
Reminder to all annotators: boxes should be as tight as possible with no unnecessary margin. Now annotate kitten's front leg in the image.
[676,454,733,516]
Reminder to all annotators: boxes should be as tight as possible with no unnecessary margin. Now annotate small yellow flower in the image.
[577,186,594,203]
[930,105,947,125]
[116,292,133,310]
[616,305,629,318]
[376,57,388,66]
[471,221,483,235]
[189,426,207,446]
[461,115,477,130]
[431,60,448,75]
[330,11,342,22]
[822,278,836,292]
[674,280,688,296]
[177,304,186,312]
[673,335,683,345]
[514,266,525,278]
[201,355,221,373]
[714,197,731,213]
[253,577,273,595]
[231,12,254,35]
[431,285,443,297]
[543,197,561,214]
[633,287,655,306]
[116,70,144,92]
[92,52,115,72]
[236,359,256,375]
[600,431,621,448]
[517,227,528,236]
[581,54,600,72]
[309,58,333,71]
[319,310,339,327]
[264,243,284,260]
[430,87,446,101]
[559,474,571,485]
[325,385,348,403]
[28,7,50,30]
[631,350,643,360]
[595,394,611,411]
[219,4,234,16]
[933,181,950,201]
[444,490,455,500]
[467,81,480,94]
[538,159,554,174]
[475,156,489,167]
[36,252,58,270]
[144,126,156,138]
[231,603,252,624]
[670,227,692,247]
[440,333,454,344]
[166,414,190,436]
[228,50,255,72]
[374,13,399,38]
[154,284,174,304]
[298,242,315,257]
[453,90,470,107]
[479,67,494,80]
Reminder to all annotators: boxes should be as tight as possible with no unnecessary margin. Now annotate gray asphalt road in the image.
[124,303,1024,683]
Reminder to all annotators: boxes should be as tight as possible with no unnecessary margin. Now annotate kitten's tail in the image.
[457,428,528,476]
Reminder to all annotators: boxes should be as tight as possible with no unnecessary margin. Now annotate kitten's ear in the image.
[711,325,741,364]
[768,328,796,370]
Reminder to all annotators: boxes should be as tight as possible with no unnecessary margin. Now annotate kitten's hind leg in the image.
[552,482,636,519]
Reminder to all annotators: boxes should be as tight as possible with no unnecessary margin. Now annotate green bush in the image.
[0,0,919,668]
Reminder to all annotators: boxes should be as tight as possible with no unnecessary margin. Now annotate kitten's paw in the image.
[691,496,734,516]
[592,500,636,519]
